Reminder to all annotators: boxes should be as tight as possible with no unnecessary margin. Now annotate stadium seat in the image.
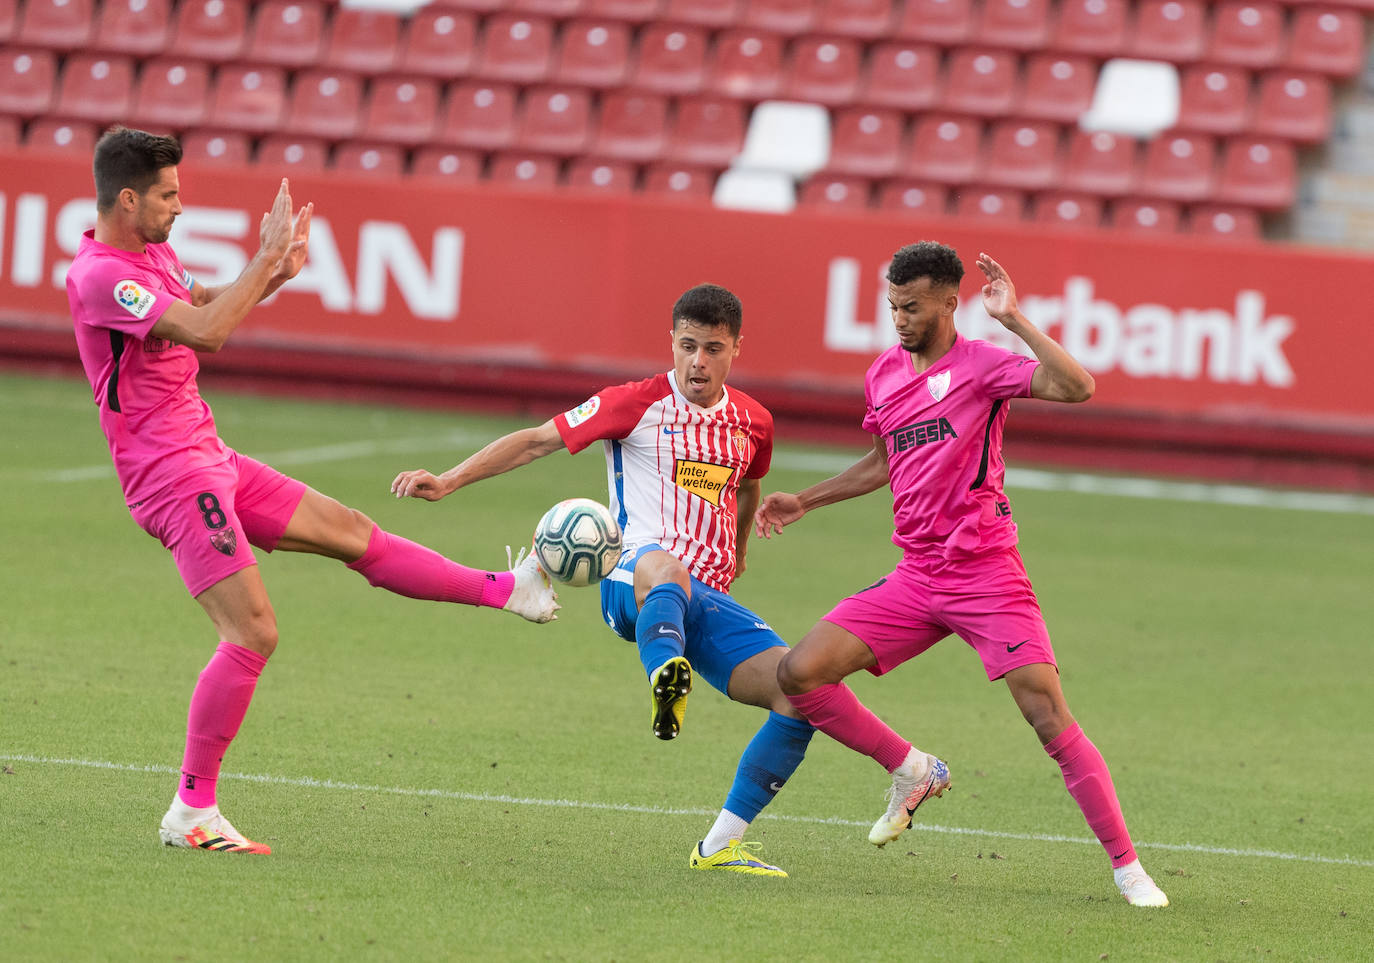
[585,0,662,22]
[1206,1,1284,70]
[1185,203,1261,240]
[713,167,796,211]
[256,134,329,172]
[895,0,973,45]
[975,0,1051,51]
[1252,70,1332,144]
[876,180,949,216]
[361,77,442,146]
[515,86,594,155]
[900,114,983,184]
[734,100,829,176]
[1108,197,1182,233]
[798,174,873,212]
[1128,0,1206,64]
[475,14,555,84]
[708,30,785,100]
[178,129,252,165]
[443,0,508,13]
[783,37,863,106]
[207,65,288,135]
[283,70,362,141]
[953,185,1027,223]
[0,115,19,148]
[322,8,402,75]
[438,82,518,150]
[511,0,587,16]
[1031,191,1104,229]
[859,42,939,112]
[643,163,716,200]
[981,120,1061,190]
[554,20,632,88]
[397,8,478,78]
[53,54,134,124]
[942,48,1020,118]
[631,24,709,94]
[826,107,905,178]
[169,0,248,63]
[1174,64,1252,135]
[131,59,211,131]
[489,151,562,188]
[816,0,894,39]
[92,0,171,56]
[334,142,406,177]
[23,118,97,154]
[1050,0,1127,57]
[0,0,15,42]
[0,48,57,117]
[15,0,93,49]
[664,95,746,167]
[741,0,817,35]
[1079,58,1180,137]
[410,147,484,182]
[1285,7,1366,79]
[565,157,637,192]
[591,90,669,161]
[245,0,326,68]
[1139,132,1217,201]
[1018,53,1096,124]
[1060,129,1138,196]
[662,0,741,28]
[1214,135,1296,209]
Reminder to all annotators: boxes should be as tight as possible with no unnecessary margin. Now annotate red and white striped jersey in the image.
[555,371,773,593]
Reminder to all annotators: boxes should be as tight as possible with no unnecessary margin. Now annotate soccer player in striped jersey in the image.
[755,243,1169,907]
[392,284,814,877]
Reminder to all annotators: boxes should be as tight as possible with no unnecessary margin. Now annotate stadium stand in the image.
[825,106,904,178]
[1139,131,1218,201]
[953,184,1028,222]
[1285,6,1365,78]
[321,7,402,75]
[475,13,555,84]
[783,36,863,106]
[169,0,249,63]
[245,0,326,69]
[631,23,709,94]
[554,19,633,87]
[1019,53,1097,124]
[397,8,478,78]
[975,0,1053,52]
[981,119,1061,190]
[438,81,519,150]
[334,141,406,176]
[565,155,637,190]
[15,0,93,50]
[91,0,172,56]
[23,117,96,153]
[1252,69,1332,144]
[585,0,662,23]
[1050,0,1127,57]
[207,64,288,135]
[1031,190,1105,229]
[663,94,746,166]
[816,0,894,39]
[895,0,974,45]
[741,0,818,35]
[256,132,329,171]
[1127,0,1207,63]
[488,150,561,187]
[876,179,949,215]
[708,29,785,100]
[178,129,252,165]
[797,172,873,211]
[859,41,940,111]
[1108,196,1184,233]
[0,47,57,117]
[410,145,484,182]
[1174,64,1253,136]
[52,53,134,124]
[941,47,1020,117]
[361,77,442,146]
[902,114,983,184]
[514,85,595,155]
[591,88,669,161]
[662,0,741,29]
[1205,0,1285,70]
[283,69,363,141]
[130,58,212,131]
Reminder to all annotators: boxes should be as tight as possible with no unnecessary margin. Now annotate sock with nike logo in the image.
[706,712,815,853]
[635,582,689,678]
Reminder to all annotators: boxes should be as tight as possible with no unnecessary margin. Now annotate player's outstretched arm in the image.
[755,438,890,538]
[392,419,566,502]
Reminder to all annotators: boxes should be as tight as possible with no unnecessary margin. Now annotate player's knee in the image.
[775,650,809,695]
[233,611,279,657]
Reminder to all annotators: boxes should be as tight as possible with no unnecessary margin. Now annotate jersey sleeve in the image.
[72,257,181,340]
[743,403,773,479]
[554,377,663,455]
[976,341,1040,400]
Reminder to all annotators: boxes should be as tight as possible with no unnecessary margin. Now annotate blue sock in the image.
[723,712,816,822]
[635,582,688,678]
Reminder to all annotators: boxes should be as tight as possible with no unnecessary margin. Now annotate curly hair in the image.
[93,126,183,214]
[672,283,742,338]
[886,241,965,288]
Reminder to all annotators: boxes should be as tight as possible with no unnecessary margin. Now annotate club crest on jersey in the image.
[732,429,749,458]
[674,459,736,507]
[927,371,952,402]
[564,395,601,428]
[113,280,156,320]
[209,527,238,556]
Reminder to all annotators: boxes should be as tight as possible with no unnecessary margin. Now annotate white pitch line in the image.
[4,752,1371,869]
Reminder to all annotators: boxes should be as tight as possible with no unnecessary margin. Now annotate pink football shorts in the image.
[822,547,1057,681]
[128,451,307,598]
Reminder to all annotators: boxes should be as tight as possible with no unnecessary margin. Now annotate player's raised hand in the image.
[274,201,313,282]
[258,178,294,260]
[976,252,1020,323]
[754,492,804,538]
[392,469,448,501]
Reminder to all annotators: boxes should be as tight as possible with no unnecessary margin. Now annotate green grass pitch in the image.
[1,370,1371,961]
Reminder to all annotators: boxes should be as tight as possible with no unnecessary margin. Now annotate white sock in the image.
[897,747,930,780]
[1113,858,1145,885]
[701,810,750,855]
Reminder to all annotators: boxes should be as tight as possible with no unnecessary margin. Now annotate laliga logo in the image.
[115,282,142,307]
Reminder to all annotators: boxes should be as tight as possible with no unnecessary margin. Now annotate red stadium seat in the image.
[877,180,949,216]
[245,0,326,69]
[554,19,633,88]
[334,142,406,177]
[515,86,594,155]
[591,90,669,161]
[179,129,252,166]
[207,65,288,135]
[1108,197,1182,234]
[256,134,329,172]
[895,0,973,45]
[24,119,97,155]
[662,0,741,28]
[1018,53,1096,124]
[1031,191,1104,229]
[585,0,662,22]
[1139,132,1217,201]
[438,82,518,151]
[53,54,135,124]
[322,8,402,75]
[1206,1,1284,70]
[131,59,212,131]
[1061,129,1138,196]
[1174,64,1252,135]
[15,0,93,50]
[798,174,873,212]
[0,115,19,147]
[1128,0,1206,64]
[283,69,362,141]
[981,120,1061,190]
[476,14,555,84]
[901,115,983,184]
[1214,135,1296,209]
[953,185,1027,223]
[0,0,15,42]
[398,8,478,78]
[92,0,171,56]
[443,0,508,13]
[826,107,905,178]
[1252,70,1331,144]
[816,0,894,39]
[1050,0,1127,57]
[489,151,561,188]
[708,29,785,100]
[631,24,709,95]
[783,36,862,106]
[0,48,57,117]
[975,0,1051,51]
[942,48,1020,118]
[741,0,817,35]
[1185,203,1261,240]
[860,42,939,112]
[511,0,587,15]
[664,95,746,167]
[642,163,716,200]
[1285,7,1366,79]
[169,0,248,63]
[565,157,638,192]
[361,77,442,146]
[410,147,484,183]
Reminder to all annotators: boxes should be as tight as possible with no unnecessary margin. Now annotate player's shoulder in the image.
[599,372,673,408]
[957,333,1028,368]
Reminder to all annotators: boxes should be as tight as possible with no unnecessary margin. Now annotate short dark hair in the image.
[93,126,183,213]
[886,241,965,289]
[672,283,742,338]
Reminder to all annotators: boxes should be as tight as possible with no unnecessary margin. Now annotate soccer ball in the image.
[532,498,623,587]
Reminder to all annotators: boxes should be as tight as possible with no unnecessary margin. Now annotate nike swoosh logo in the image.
[657,626,680,636]
[769,781,784,792]
[662,427,683,435]
[1006,640,1031,652]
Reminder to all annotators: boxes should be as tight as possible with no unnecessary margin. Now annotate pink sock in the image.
[786,683,912,773]
[1045,722,1137,867]
[178,642,268,809]
[347,525,514,608]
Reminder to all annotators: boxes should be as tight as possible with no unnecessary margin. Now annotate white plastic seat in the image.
[1079,58,1179,137]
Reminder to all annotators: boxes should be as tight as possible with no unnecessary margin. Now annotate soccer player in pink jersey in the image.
[754,242,1169,907]
[66,127,559,855]
[393,284,814,877]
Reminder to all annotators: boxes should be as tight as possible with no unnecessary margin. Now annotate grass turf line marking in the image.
[5,752,1371,869]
